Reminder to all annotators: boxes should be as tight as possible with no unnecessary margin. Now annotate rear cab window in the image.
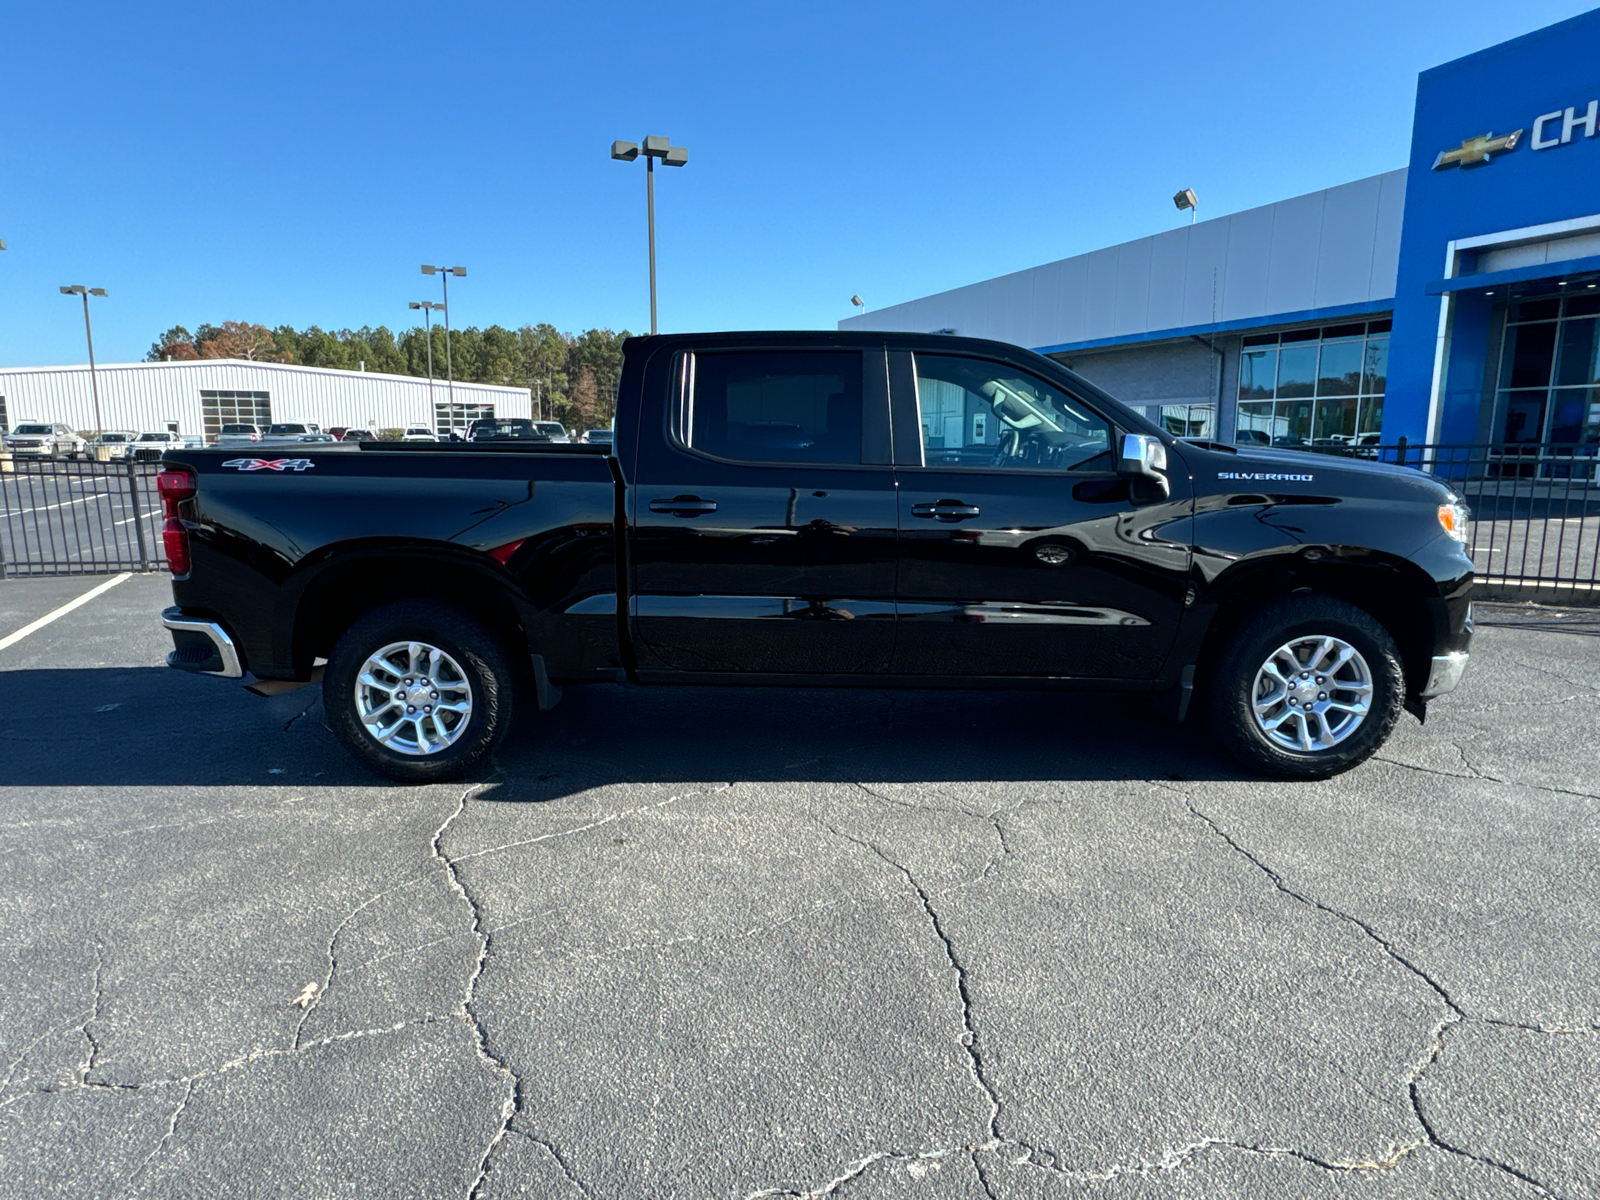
[671,350,866,466]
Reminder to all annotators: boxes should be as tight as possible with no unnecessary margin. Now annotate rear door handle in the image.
[649,495,718,517]
[911,500,981,521]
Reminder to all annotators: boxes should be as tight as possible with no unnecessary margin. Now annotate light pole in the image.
[408,300,445,426]
[421,265,465,436]
[60,286,108,435]
[611,136,688,335]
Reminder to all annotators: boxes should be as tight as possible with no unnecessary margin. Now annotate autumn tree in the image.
[146,326,199,361]
[198,321,288,362]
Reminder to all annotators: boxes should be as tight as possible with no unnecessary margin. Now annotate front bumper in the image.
[161,607,244,678]
[1420,651,1470,699]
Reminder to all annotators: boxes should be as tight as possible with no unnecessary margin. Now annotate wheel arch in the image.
[287,543,532,678]
[1193,552,1445,700]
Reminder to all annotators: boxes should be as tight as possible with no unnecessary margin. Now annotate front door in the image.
[630,345,899,675]
[889,349,1192,680]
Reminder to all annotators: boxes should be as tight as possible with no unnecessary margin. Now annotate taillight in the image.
[157,468,196,503]
[157,468,197,575]
[163,518,191,575]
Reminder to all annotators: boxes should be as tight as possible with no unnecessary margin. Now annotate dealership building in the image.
[841,9,1600,452]
[0,358,531,441]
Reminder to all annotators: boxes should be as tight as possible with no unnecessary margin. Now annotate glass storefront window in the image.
[1238,348,1277,400]
[1501,390,1547,443]
[1233,321,1389,445]
[1555,317,1599,387]
[1312,396,1358,442]
[1316,339,1363,397]
[1362,336,1389,395]
[1495,295,1600,445]
[1275,344,1318,398]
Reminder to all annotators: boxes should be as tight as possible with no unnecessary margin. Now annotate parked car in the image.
[214,424,262,447]
[402,426,435,442]
[159,330,1474,785]
[327,427,351,441]
[259,422,329,446]
[533,421,570,443]
[582,428,614,446]
[4,422,87,459]
[469,419,549,443]
[134,431,185,460]
[89,431,142,459]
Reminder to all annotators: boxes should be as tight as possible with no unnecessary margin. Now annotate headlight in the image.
[1438,501,1470,543]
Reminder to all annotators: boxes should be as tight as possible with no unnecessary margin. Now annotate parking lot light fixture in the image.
[409,301,446,412]
[851,295,865,314]
[60,285,108,436]
[420,266,466,436]
[612,134,689,334]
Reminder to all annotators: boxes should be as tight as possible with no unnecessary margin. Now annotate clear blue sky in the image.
[4,0,1594,366]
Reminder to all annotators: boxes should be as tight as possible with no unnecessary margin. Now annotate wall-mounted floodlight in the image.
[1173,188,1198,224]
[612,133,689,333]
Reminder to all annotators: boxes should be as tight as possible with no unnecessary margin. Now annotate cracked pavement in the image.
[1,576,1596,1198]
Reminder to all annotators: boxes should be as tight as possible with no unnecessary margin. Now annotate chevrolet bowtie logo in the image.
[1433,130,1523,169]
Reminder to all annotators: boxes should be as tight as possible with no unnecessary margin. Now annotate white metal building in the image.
[0,359,532,441]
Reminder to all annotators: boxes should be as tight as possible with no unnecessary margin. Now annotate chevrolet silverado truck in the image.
[156,331,1474,782]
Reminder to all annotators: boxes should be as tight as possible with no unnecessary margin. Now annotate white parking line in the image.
[0,573,132,653]
[15,496,101,514]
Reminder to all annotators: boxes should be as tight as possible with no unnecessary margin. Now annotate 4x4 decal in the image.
[220,458,316,472]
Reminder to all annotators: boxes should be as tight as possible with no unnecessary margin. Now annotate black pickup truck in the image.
[157,331,1474,781]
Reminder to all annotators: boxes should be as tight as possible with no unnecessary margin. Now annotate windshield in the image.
[220,425,255,434]
[138,433,169,442]
[14,424,52,435]
[267,424,305,436]
[535,423,565,435]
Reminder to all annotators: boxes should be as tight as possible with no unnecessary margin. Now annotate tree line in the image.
[147,321,631,432]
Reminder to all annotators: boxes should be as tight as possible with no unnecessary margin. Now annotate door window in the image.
[674,351,863,465]
[913,354,1111,471]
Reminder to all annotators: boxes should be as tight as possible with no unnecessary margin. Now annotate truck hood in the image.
[1174,441,1457,501]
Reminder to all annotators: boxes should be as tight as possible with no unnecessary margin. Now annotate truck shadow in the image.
[4,666,1252,791]
[478,680,1248,801]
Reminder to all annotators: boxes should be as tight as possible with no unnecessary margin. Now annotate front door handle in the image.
[911,500,981,521]
[649,495,718,517]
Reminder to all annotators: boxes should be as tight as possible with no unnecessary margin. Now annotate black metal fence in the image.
[0,458,166,577]
[1301,439,1599,594]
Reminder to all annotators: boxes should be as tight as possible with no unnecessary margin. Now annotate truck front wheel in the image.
[324,601,515,783]
[1203,594,1403,779]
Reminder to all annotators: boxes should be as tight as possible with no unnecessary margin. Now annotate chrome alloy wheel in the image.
[354,641,474,756]
[1250,635,1373,753]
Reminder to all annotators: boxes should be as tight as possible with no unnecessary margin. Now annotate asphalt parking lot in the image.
[1,574,1596,1199]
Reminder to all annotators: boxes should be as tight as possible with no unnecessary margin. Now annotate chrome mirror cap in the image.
[1118,433,1170,497]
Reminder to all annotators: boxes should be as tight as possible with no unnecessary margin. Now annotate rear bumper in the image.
[161,607,244,678]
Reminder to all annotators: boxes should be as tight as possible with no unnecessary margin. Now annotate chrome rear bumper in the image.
[161,607,243,678]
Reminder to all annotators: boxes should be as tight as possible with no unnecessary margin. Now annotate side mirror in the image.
[1118,433,1170,498]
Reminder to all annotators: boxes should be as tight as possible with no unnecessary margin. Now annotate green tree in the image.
[146,325,197,361]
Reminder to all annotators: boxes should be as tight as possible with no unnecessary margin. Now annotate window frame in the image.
[898,350,1122,476]
[665,348,890,470]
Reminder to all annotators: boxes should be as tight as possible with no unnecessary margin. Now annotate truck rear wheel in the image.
[1203,594,1403,779]
[324,601,515,783]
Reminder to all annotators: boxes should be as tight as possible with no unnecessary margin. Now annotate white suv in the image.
[4,422,87,459]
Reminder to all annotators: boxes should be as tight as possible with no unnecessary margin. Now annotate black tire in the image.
[1203,594,1403,780]
[323,601,516,783]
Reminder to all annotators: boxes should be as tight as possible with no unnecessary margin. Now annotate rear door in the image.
[888,348,1192,680]
[629,342,898,675]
